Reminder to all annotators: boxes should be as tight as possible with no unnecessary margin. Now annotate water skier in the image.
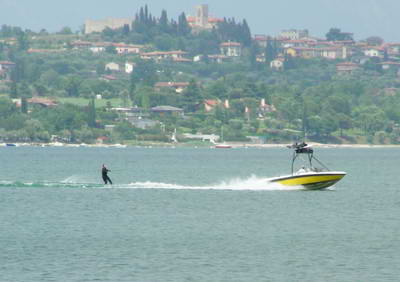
[102,164,113,184]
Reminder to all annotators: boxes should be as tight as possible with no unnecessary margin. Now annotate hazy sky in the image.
[1,0,399,42]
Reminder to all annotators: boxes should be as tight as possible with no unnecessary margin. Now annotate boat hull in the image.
[269,172,346,190]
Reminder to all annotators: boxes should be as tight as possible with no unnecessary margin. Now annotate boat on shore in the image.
[269,142,346,190]
[215,143,232,149]
[6,143,17,147]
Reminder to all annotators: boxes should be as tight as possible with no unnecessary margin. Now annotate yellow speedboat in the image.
[269,142,346,190]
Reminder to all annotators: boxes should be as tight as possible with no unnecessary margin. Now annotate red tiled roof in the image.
[142,50,188,56]
[204,99,220,106]
[220,42,241,47]
[155,82,190,88]
[378,61,400,65]
[28,97,57,107]
[0,61,16,65]
[112,43,143,48]
[102,75,117,80]
[336,62,359,66]
[254,34,268,41]
[173,57,192,62]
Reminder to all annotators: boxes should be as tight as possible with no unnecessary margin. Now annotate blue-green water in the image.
[1,146,399,281]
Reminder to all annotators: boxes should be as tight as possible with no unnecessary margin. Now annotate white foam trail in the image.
[61,175,82,183]
[117,175,303,191]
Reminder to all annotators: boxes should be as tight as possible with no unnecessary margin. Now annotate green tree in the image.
[87,98,96,127]
[177,12,191,36]
[182,79,201,112]
[326,28,353,41]
[132,59,158,87]
[17,31,29,51]
[21,97,28,114]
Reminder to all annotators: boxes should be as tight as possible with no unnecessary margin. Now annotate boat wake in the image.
[0,175,304,191]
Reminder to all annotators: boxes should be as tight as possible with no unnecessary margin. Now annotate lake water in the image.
[1,146,399,281]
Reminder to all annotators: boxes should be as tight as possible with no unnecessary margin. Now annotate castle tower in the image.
[195,4,209,28]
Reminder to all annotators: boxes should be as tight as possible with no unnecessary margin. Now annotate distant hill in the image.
[0,0,399,41]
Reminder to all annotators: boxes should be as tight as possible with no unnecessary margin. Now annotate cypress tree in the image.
[159,10,169,33]
[241,19,252,47]
[178,13,190,36]
[21,97,28,114]
[87,98,96,128]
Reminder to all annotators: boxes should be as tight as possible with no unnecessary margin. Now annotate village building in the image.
[0,61,16,71]
[105,62,120,72]
[203,99,220,112]
[336,62,360,75]
[89,45,106,53]
[71,40,93,49]
[27,48,65,54]
[151,106,184,116]
[286,46,348,59]
[0,61,16,80]
[281,39,316,49]
[386,43,400,55]
[154,82,190,93]
[254,34,269,48]
[258,98,276,117]
[125,62,136,74]
[140,51,189,62]
[363,47,384,58]
[13,97,58,108]
[187,4,223,31]
[220,42,242,57]
[101,75,117,81]
[270,58,285,71]
[379,61,400,71]
[279,29,309,40]
[84,18,132,34]
[202,99,231,112]
[113,43,143,54]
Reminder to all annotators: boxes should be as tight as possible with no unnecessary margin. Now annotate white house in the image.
[270,58,285,70]
[105,62,120,72]
[113,43,143,54]
[364,48,384,58]
[125,62,136,74]
[279,29,309,40]
[140,51,188,62]
[90,46,106,53]
[220,42,242,57]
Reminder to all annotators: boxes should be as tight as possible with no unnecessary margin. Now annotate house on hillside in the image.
[254,34,269,48]
[379,61,400,71]
[336,62,360,75]
[84,18,132,34]
[186,4,223,31]
[364,47,384,58]
[279,29,309,40]
[113,43,143,54]
[151,106,184,116]
[220,42,242,57]
[105,62,120,72]
[140,51,189,62]
[258,98,276,117]
[125,62,136,74]
[0,61,16,71]
[155,82,189,93]
[270,58,285,71]
[0,61,16,80]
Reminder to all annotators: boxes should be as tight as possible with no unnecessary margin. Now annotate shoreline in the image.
[2,142,400,149]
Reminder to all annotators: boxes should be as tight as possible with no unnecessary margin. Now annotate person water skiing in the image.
[102,164,113,184]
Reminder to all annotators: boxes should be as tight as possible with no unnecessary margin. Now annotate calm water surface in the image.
[0,146,399,281]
